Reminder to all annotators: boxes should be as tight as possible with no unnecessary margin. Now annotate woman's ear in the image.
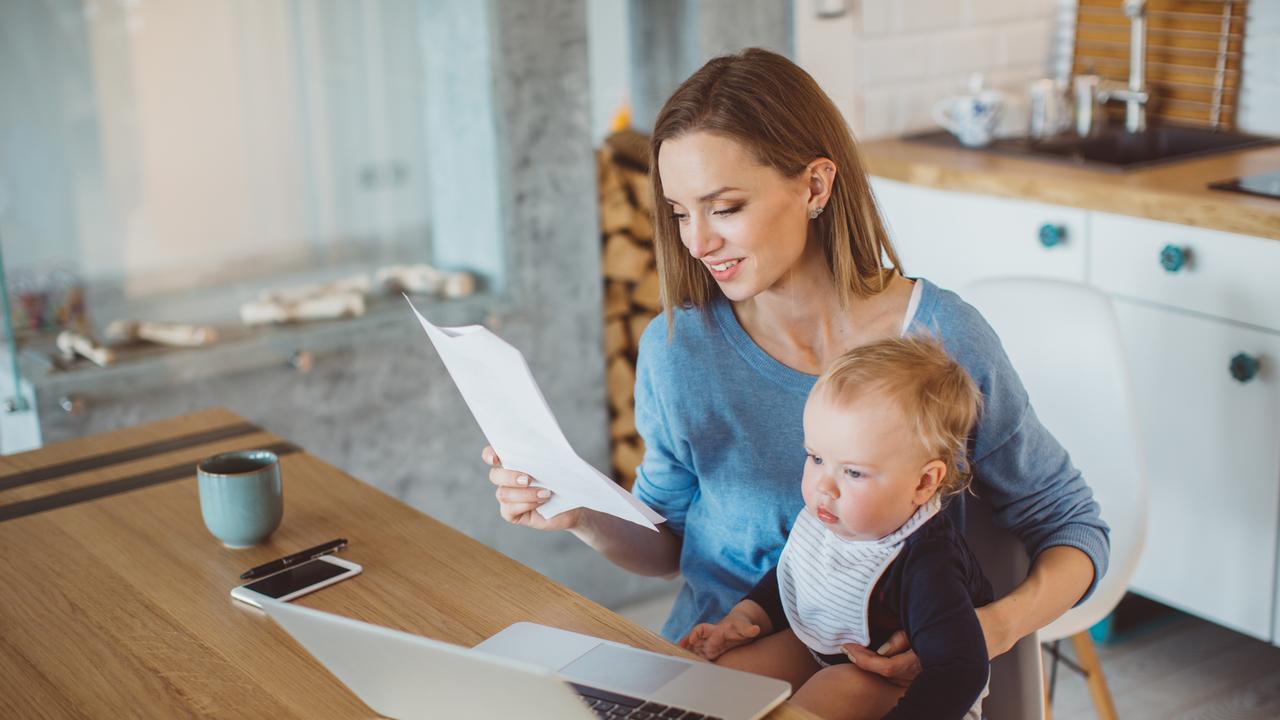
[913,460,947,505]
[805,157,838,211]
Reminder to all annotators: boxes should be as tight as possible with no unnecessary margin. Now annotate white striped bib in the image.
[777,496,942,655]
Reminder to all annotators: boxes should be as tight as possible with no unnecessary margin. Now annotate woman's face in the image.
[657,131,815,302]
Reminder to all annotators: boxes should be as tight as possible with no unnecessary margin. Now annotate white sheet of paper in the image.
[406,297,664,531]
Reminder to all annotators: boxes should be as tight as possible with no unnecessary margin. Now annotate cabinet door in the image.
[1116,299,1280,641]
[870,177,1087,290]
[1091,212,1280,333]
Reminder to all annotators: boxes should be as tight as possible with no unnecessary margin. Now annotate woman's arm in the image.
[950,299,1110,644]
[484,447,683,577]
[977,545,1094,657]
[484,317,698,578]
[850,543,1094,681]
[569,508,683,577]
[848,299,1110,680]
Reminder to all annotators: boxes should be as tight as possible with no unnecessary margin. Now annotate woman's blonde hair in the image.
[648,48,902,319]
[812,336,983,497]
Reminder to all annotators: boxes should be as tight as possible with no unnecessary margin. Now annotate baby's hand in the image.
[678,615,762,661]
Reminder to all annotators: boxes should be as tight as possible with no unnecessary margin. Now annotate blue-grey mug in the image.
[197,450,283,548]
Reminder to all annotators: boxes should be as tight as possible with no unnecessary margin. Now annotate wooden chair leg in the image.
[1043,660,1054,720]
[1070,630,1118,720]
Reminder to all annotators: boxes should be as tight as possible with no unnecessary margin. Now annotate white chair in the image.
[963,278,1148,720]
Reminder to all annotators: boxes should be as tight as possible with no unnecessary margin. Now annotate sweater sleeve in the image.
[630,321,699,537]
[743,566,790,633]
[882,540,990,720]
[936,297,1111,603]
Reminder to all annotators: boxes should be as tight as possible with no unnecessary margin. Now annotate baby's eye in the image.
[844,468,863,479]
[807,453,823,466]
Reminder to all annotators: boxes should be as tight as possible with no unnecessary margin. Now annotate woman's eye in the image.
[844,468,862,479]
[712,206,741,217]
[670,212,688,222]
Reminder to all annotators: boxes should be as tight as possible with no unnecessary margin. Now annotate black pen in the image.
[240,538,348,580]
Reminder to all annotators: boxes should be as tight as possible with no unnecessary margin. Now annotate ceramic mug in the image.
[197,450,283,548]
[933,90,1005,148]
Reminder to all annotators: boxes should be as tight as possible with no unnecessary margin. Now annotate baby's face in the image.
[800,389,937,541]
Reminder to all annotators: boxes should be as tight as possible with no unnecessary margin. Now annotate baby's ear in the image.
[914,461,947,504]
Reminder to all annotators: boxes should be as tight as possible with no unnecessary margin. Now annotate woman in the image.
[483,48,1108,715]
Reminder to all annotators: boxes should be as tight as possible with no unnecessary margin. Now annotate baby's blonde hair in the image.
[812,336,983,497]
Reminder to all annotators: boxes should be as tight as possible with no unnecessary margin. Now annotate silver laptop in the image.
[260,598,790,719]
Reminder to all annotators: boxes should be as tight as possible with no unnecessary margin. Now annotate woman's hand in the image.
[841,632,920,687]
[842,605,1008,686]
[483,446,584,531]
[679,616,763,661]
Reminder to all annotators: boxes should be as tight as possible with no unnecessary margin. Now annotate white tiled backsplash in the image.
[798,0,1280,140]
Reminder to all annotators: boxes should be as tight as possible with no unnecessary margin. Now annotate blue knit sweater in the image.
[632,277,1110,642]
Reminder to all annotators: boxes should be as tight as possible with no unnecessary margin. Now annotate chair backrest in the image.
[963,497,1044,720]
[962,278,1148,642]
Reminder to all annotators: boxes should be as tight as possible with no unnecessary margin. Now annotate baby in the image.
[681,336,993,720]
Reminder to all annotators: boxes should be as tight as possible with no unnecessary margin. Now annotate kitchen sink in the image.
[905,124,1278,171]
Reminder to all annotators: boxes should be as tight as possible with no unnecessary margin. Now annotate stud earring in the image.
[808,206,825,220]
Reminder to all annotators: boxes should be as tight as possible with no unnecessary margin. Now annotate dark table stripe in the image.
[0,442,301,523]
[0,422,262,492]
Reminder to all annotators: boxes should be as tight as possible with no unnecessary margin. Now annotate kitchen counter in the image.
[859,136,1280,241]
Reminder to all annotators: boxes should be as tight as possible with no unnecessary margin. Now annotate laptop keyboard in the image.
[570,682,724,720]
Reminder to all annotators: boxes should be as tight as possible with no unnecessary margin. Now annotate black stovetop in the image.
[1209,170,1280,200]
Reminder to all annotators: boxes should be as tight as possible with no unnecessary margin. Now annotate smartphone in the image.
[230,555,362,609]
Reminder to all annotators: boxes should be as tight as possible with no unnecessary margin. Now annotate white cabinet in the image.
[872,175,1280,645]
[1115,299,1280,641]
[872,178,1087,289]
[1091,212,1280,333]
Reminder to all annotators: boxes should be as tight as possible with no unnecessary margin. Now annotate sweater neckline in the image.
[710,277,937,396]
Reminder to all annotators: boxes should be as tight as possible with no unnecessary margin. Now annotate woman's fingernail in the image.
[517,475,530,486]
[536,489,551,499]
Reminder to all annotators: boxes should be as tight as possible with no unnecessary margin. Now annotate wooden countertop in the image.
[859,135,1280,240]
[0,408,814,719]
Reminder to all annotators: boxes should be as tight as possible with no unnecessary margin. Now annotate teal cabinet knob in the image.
[1229,353,1260,383]
[1038,223,1066,248]
[1160,244,1189,272]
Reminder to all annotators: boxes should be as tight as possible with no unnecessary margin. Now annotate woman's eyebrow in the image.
[664,186,743,205]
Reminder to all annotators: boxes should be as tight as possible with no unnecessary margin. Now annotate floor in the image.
[618,592,1280,719]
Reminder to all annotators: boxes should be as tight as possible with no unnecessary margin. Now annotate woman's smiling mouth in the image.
[706,257,744,281]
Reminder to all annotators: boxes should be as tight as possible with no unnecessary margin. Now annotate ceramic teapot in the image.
[933,74,1005,147]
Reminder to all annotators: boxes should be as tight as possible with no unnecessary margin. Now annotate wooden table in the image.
[0,408,812,719]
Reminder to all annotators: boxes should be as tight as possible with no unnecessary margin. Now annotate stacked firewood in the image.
[597,129,657,489]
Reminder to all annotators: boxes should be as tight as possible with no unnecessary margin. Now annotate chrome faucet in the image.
[1096,0,1150,133]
